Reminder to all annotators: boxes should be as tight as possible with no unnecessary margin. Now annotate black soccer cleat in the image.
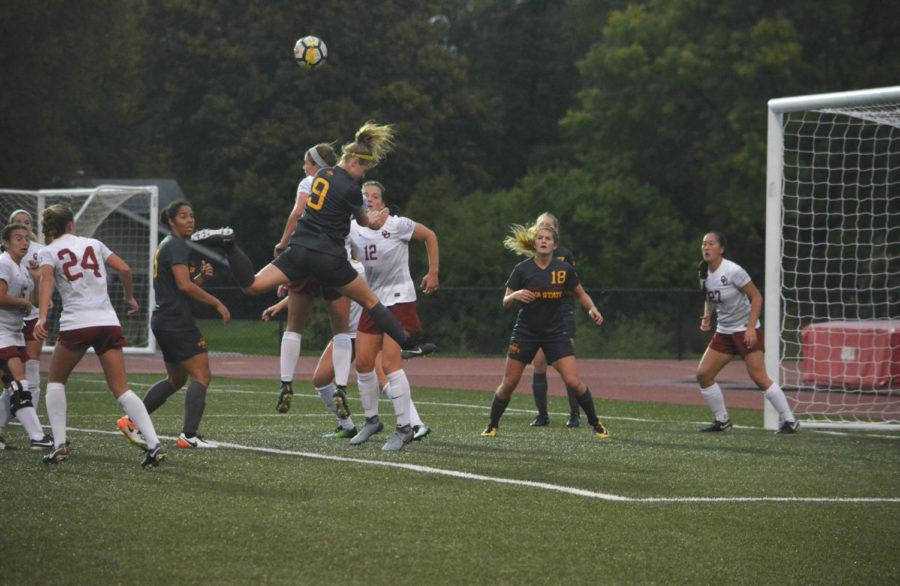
[701,419,733,432]
[30,435,54,450]
[530,413,550,427]
[778,420,800,434]
[42,442,70,464]
[276,381,293,413]
[401,342,436,360]
[566,413,582,428]
[141,445,168,468]
[190,227,235,248]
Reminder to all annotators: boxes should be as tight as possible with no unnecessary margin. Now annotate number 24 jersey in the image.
[38,233,121,331]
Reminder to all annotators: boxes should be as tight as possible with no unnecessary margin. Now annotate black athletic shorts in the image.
[272,244,359,289]
[563,312,576,340]
[154,326,208,364]
[507,336,574,365]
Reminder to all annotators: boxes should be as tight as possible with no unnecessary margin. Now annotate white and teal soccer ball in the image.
[293,36,327,69]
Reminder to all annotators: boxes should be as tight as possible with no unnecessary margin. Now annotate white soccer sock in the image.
[408,395,423,428]
[316,383,339,417]
[764,383,795,422]
[332,333,353,387]
[13,380,45,441]
[386,370,412,428]
[700,383,729,422]
[25,359,41,411]
[381,383,390,396]
[280,331,302,383]
[0,389,10,433]
[117,390,160,449]
[45,382,67,447]
[356,370,380,418]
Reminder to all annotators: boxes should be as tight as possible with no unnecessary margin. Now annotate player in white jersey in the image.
[347,181,438,451]
[0,223,52,450]
[34,204,167,466]
[697,232,798,433]
[8,209,44,414]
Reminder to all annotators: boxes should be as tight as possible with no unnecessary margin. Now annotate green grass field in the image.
[2,374,898,584]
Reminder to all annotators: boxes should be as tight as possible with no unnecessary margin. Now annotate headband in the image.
[8,209,31,224]
[306,146,328,168]
[348,151,375,161]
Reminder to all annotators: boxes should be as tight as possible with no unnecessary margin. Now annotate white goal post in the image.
[0,185,158,354]
[765,86,900,431]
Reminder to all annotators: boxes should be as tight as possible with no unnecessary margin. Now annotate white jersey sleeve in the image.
[0,253,30,347]
[704,258,757,334]
[21,241,42,320]
[39,234,121,331]
[350,215,417,306]
[297,175,314,197]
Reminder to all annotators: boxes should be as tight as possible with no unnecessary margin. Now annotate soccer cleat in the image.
[275,382,293,413]
[400,342,436,360]
[701,419,733,432]
[412,424,431,441]
[42,442,70,464]
[481,424,498,438]
[530,413,550,427]
[566,413,582,428]
[333,385,351,419]
[382,425,414,452]
[30,435,54,450]
[592,420,610,439]
[116,416,148,449]
[190,227,234,248]
[778,420,800,434]
[141,445,168,468]
[176,433,218,449]
[349,416,384,445]
[322,426,358,440]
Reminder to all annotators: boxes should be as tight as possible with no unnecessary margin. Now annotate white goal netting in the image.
[0,185,158,353]
[767,87,900,430]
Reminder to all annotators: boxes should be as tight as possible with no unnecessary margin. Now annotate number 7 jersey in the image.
[38,233,121,331]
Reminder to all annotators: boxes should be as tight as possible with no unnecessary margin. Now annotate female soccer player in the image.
[35,204,166,466]
[516,212,583,428]
[696,232,799,433]
[8,209,44,413]
[117,200,230,450]
[192,121,434,360]
[481,224,609,440]
[348,181,437,450]
[0,222,52,450]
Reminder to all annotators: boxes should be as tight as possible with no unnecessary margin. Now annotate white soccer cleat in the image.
[176,433,219,449]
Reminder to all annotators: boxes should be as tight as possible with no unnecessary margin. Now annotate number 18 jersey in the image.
[38,233,120,331]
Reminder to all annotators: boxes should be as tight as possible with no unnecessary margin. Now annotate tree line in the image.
[1,0,897,293]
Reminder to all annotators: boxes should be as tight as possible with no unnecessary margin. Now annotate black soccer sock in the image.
[565,385,581,416]
[226,245,256,288]
[143,379,178,414]
[575,387,599,426]
[532,372,548,416]
[368,302,412,348]
[489,395,510,427]
[183,381,208,436]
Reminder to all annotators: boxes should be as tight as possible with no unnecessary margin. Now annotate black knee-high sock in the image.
[226,245,256,288]
[183,381,208,436]
[575,387,599,426]
[368,302,412,348]
[489,395,510,427]
[143,379,178,414]
[565,385,581,416]
[532,372,548,416]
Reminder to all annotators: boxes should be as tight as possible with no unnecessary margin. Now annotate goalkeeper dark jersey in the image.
[290,165,364,258]
[506,256,580,341]
[151,235,197,331]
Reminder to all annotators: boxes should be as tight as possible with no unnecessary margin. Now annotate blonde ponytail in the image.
[341,121,395,164]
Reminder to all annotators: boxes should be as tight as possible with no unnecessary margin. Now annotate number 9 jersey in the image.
[38,233,121,331]
[290,166,365,258]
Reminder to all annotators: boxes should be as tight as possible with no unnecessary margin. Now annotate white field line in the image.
[72,378,900,436]
[33,424,900,505]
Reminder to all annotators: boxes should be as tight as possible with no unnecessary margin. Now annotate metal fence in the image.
[190,287,711,359]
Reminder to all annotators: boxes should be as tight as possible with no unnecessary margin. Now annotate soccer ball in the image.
[293,36,327,69]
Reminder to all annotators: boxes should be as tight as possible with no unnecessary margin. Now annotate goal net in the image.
[765,87,900,430]
[0,185,158,354]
